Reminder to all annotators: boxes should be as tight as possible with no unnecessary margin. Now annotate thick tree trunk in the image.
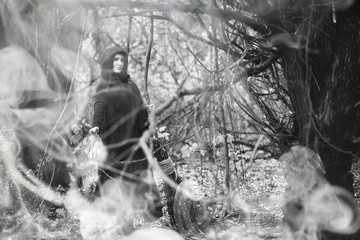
[279,1,360,239]
[281,48,313,144]
[317,5,360,192]
[280,0,360,194]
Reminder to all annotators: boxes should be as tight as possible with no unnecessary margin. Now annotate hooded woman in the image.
[90,47,163,222]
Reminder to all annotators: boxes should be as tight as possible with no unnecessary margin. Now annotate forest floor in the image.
[169,157,287,240]
[3,156,360,240]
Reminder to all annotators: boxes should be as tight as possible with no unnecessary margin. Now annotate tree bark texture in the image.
[317,6,360,193]
[278,1,360,239]
[278,0,360,190]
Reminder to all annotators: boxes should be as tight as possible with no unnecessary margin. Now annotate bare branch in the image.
[242,134,265,173]
[103,31,122,48]
[186,47,212,73]
[62,0,268,34]
[153,14,215,48]
[126,15,133,53]
[246,52,281,76]
[153,52,281,117]
[144,12,154,105]
[154,14,242,58]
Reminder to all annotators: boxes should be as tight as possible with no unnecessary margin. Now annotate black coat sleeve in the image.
[92,88,106,133]
[129,79,150,133]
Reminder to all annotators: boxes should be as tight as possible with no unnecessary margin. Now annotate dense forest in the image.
[0,0,359,239]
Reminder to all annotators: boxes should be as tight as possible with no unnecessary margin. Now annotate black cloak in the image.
[92,47,149,176]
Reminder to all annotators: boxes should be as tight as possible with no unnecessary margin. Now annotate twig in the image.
[144,12,154,104]
[126,15,133,54]
[69,0,267,34]
[243,134,265,173]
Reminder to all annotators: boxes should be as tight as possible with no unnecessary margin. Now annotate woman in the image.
[90,47,162,222]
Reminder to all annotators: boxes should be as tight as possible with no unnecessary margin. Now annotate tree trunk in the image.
[279,1,360,239]
[317,5,360,192]
[280,0,360,193]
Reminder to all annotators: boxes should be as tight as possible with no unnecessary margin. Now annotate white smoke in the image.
[280,146,359,239]
[0,1,359,240]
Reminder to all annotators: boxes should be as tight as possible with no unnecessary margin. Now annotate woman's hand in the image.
[89,127,99,135]
[147,104,155,112]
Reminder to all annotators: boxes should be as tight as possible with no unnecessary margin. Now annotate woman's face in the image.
[112,53,125,73]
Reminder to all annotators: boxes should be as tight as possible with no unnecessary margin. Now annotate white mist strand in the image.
[47,8,88,138]
[281,146,359,239]
[139,119,199,201]
[0,129,64,206]
[125,228,184,240]
[306,184,359,234]
[138,111,179,191]
[0,46,51,108]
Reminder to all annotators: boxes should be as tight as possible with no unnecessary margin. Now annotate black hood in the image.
[100,47,129,82]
